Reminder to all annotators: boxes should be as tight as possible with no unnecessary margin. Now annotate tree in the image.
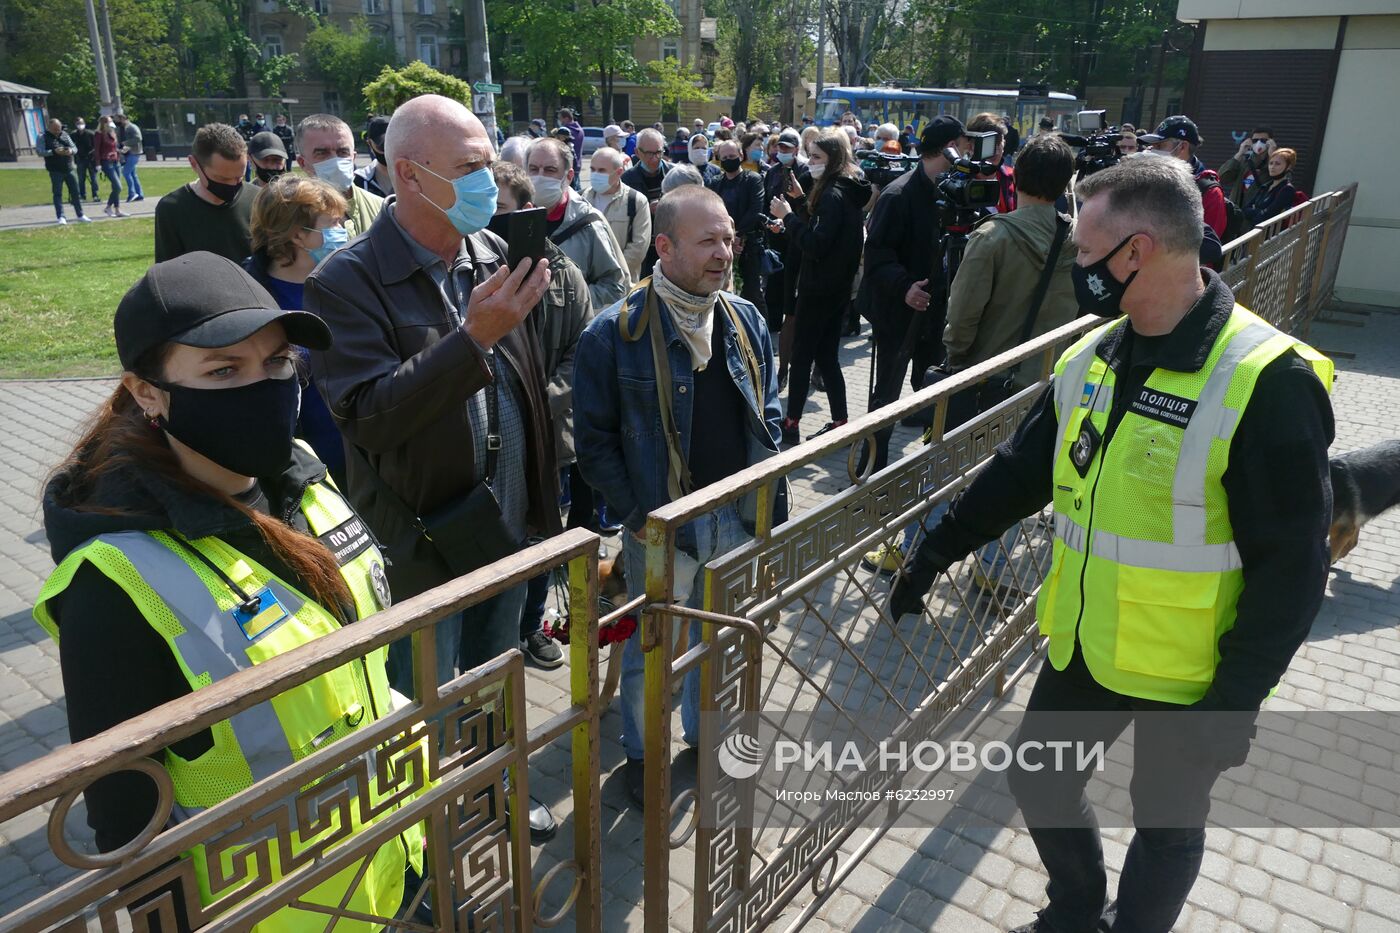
[303,18,399,124]
[364,60,473,115]
[488,0,593,117]
[825,0,901,87]
[577,0,681,123]
[711,0,786,121]
[646,57,713,116]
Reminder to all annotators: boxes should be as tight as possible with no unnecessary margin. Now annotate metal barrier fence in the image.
[0,529,605,933]
[635,184,1359,933]
[0,185,1358,933]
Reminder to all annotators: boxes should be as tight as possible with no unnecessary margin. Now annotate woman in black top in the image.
[769,128,871,445]
[1244,147,1299,227]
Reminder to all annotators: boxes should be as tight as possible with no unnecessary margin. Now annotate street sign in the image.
[472,81,502,95]
[1018,82,1050,102]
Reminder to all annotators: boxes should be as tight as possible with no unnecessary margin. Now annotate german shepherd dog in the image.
[1329,440,1400,563]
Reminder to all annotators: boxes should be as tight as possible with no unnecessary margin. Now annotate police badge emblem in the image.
[1071,419,1102,478]
[370,560,392,609]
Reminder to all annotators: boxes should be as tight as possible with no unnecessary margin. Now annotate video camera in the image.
[854,148,920,188]
[1060,110,1122,178]
[935,130,1001,213]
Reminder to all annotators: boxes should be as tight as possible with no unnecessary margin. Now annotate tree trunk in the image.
[777,0,806,124]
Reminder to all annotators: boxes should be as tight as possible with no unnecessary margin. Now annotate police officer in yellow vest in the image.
[34,252,420,932]
[890,157,1334,933]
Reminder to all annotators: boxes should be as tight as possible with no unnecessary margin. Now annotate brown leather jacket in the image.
[305,202,560,598]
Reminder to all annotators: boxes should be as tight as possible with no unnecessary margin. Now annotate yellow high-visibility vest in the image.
[1037,304,1332,704]
[35,463,425,932]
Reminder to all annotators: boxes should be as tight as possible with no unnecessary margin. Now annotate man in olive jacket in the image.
[943,133,1079,377]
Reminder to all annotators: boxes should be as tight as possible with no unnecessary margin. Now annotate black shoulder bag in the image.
[939,213,1071,431]
[350,360,519,593]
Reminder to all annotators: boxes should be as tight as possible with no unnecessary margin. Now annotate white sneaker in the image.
[115,209,130,218]
[55,217,67,225]
[77,215,93,223]
[103,206,114,217]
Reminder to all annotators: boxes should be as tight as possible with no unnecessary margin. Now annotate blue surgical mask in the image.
[305,224,348,264]
[311,155,355,192]
[414,161,499,236]
[748,148,764,164]
[589,171,612,193]
[532,176,565,208]
[776,151,795,166]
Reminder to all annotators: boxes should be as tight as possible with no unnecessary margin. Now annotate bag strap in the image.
[1019,214,1071,345]
[626,188,637,245]
[552,212,603,247]
[642,285,695,500]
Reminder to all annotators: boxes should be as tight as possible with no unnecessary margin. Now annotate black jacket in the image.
[1243,177,1298,227]
[305,202,561,599]
[909,269,1334,712]
[859,163,944,337]
[71,126,95,160]
[621,159,670,204]
[762,161,813,257]
[782,173,871,316]
[42,445,334,852]
[707,168,765,239]
[39,130,75,173]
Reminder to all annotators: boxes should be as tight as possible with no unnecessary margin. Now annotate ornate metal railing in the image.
[0,529,605,933]
[634,184,1359,933]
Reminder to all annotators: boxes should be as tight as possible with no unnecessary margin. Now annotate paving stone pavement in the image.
[2,304,1399,931]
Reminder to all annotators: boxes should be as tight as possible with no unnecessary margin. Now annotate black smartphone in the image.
[506,207,547,272]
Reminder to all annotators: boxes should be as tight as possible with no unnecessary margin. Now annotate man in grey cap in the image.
[248,131,288,187]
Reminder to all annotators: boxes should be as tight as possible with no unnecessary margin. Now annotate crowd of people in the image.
[31,96,1333,933]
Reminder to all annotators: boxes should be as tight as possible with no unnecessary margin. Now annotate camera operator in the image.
[967,113,1016,214]
[1218,127,1275,205]
[859,115,971,470]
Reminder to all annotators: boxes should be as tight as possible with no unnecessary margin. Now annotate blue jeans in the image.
[386,582,527,697]
[48,169,83,220]
[101,163,122,209]
[122,152,143,199]
[618,505,749,761]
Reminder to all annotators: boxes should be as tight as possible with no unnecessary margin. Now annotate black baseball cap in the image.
[365,115,390,143]
[1141,115,1200,146]
[919,115,966,154]
[248,131,286,161]
[115,252,332,371]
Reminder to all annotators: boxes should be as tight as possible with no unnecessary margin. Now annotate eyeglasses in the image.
[638,148,663,156]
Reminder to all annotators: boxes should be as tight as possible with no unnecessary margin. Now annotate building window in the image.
[511,92,530,125]
[611,94,630,121]
[363,0,384,13]
[417,32,439,67]
[312,0,330,13]
[416,0,434,12]
[508,36,525,57]
[259,0,280,11]
[263,34,283,58]
[661,38,679,60]
[323,90,341,114]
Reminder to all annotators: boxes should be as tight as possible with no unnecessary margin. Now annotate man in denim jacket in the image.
[574,185,785,808]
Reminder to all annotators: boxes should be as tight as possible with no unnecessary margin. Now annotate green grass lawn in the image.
[0,218,155,378]
[0,164,195,209]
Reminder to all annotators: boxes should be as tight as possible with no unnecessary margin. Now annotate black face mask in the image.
[255,166,285,184]
[720,156,743,173]
[1071,233,1138,318]
[197,162,243,204]
[152,376,302,478]
[371,145,387,166]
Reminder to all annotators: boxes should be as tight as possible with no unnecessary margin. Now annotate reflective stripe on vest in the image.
[1040,304,1332,703]
[33,473,423,932]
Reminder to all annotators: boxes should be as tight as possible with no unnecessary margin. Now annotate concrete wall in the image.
[1315,15,1400,304]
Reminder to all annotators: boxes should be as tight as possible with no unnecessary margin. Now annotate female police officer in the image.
[33,251,419,932]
